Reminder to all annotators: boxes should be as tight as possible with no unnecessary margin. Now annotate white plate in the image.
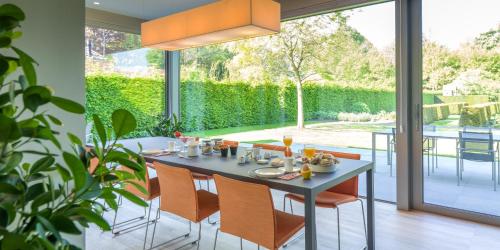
[278,167,301,173]
[257,159,269,165]
[311,164,338,173]
[254,168,285,178]
[142,149,164,155]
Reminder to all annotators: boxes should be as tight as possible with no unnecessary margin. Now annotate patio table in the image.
[371,130,500,180]
[118,137,375,250]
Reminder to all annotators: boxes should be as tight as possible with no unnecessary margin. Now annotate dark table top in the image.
[118,137,374,195]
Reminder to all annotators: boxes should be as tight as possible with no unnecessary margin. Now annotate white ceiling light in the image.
[93,1,100,5]
[141,0,281,51]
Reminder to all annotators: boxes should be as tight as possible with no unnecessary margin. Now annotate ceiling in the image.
[85,0,216,20]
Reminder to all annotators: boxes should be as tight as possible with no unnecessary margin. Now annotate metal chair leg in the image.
[149,217,192,250]
[112,197,153,236]
[207,180,218,225]
[143,201,154,250]
[289,198,294,215]
[213,228,220,250]
[358,199,367,243]
[336,207,341,250]
[240,237,243,250]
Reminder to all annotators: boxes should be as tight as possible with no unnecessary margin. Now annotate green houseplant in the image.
[147,113,182,137]
[0,4,147,249]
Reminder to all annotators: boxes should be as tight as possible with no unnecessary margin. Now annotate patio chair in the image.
[389,126,439,177]
[388,128,396,176]
[423,125,438,176]
[458,129,498,191]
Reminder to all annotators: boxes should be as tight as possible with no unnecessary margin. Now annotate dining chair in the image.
[423,125,438,176]
[213,174,305,250]
[283,151,366,250]
[253,143,287,152]
[458,129,498,191]
[148,162,219,250]
[112,163,161,250]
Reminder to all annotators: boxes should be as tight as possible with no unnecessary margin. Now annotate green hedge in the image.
[435,95,489,105]
[86,75,165,137]
[459,102,499,127]
[86,76,437,135]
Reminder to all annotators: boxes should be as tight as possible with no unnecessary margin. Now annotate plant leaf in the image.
[111,109,136,138]
[51,96,85,114]
[50,215,81,234]
[22,86,52,112]
[0,114,21,142]
[67,132,83,146]
[69,208,110,231]
[92,114,107,147]
[113,188,148,207]
[62,152,87,191]
[47,114,62,126]
[0,4,26,21]
[12,47,36,85]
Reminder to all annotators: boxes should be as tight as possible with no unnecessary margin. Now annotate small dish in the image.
[257,159,269,165]
[142,149,164,155]
[254,167,285,178]
[278,167,301,173]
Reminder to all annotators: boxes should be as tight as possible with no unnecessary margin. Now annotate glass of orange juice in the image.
[283,134,293,147]
[303,145,316,160]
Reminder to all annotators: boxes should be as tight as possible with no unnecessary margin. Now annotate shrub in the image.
[351,102,371,113]
[338,112,372,122]
[314,111,339,120]
[459,102,498,126]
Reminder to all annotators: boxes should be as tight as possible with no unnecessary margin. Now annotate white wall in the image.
[0,0,86,247]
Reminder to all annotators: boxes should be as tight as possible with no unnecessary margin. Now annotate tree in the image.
[146,49,165,69]
[279,16,330,128]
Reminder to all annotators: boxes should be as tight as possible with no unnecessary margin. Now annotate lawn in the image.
[184,120,324,137]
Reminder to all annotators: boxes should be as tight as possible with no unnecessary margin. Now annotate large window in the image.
[85,26,165,139]
[180,2,396,202]
[421,0,500,216]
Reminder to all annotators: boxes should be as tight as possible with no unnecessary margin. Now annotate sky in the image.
[347,0,500,50]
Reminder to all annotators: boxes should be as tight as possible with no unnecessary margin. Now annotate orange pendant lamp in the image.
[141,0,280,51]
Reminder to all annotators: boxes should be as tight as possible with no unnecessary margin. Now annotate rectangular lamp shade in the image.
[141,0,280,51]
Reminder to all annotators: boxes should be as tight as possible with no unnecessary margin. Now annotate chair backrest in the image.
[154,162,198,222]
[253,143,286,152]
[121,165,152,200]
[319,150,361,197]
[88,157,99,175]
[459,131,494,162]
[214,174,276,250]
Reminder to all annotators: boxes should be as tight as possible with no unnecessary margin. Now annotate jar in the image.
[201,140,213,154]
[212,138,223,151]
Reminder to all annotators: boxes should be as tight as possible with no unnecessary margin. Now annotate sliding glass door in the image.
[416,0,500,220]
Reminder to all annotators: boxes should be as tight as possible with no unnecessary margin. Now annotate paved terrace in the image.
[218,123,500,217]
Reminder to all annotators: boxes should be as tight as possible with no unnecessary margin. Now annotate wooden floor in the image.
[85,188,500,250]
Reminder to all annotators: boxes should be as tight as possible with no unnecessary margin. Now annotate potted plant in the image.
[0,4,147,249]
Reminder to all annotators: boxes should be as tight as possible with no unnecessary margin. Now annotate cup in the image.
[238,156,246,164]
[252,147,261,160]
[168,141,175,151]
[284,157,294,172]
[220,145,229,157]
[230,145,238,156]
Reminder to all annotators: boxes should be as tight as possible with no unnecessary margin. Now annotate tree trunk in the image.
[296,82,305,129]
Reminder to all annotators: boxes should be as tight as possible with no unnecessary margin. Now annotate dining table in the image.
[117,136,375,250]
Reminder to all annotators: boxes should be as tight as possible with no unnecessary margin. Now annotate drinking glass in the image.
[283,134,293,147]
[303,145,316,161]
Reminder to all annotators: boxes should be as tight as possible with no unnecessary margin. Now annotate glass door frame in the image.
[406,0,500,226]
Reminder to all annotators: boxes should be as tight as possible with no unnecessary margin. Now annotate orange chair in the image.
[213,174,304,250]
[283,151,366,249]
[253,143,287,152]
[112,163,160,250]
[147,162,219,250]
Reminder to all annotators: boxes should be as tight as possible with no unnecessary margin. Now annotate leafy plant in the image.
[0,4,146,249]
[147,113,182,137]
[351,102,371,114]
